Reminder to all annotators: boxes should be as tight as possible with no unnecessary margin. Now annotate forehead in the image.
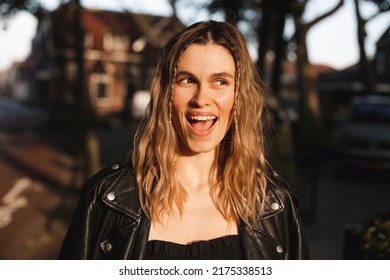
[177,43,235,73]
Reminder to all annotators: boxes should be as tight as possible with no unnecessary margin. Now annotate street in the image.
[303,161,390,259]
[0,97,389,259]
[0,157,78,259]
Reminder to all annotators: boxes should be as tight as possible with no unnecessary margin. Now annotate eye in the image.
[178,77,195,84]
[214,79,228,86]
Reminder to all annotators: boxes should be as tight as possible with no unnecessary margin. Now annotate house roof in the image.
[51,3,184,51]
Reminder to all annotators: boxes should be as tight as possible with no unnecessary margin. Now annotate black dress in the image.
[144,235,243,260]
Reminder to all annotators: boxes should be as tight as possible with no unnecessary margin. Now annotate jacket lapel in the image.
[100,166,150,259]
[239,186,286,259]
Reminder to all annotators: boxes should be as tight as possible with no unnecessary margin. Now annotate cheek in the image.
[171,91,188,129]
[171,89,189,113]
[218,91,235,116]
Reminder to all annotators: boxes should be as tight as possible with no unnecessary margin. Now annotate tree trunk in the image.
[292,0,344,121]
[74,0,100,180]
[256,0,272,77]
[294,21,321,120]
[353,0,376,94]
[271,1,289,94]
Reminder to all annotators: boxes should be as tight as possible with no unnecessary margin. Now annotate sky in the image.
[0,0,389,72]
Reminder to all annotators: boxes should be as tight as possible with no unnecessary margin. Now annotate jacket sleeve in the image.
[58,194,98,259]
[286,190,310,259]
[58,163,126,259]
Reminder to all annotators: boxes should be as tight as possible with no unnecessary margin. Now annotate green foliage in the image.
[361,212,390,259]
[0,0,42,19]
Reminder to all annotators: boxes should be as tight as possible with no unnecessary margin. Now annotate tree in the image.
[168,0,178,18]
[0,0,41,18]
[255,0,292,93]
[0,0,43,29]
[207,0,244,25]
[291,0,344,120]
[71,0,100,180]
[353,0,390,94]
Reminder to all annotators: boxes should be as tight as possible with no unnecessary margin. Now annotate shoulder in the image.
[269,170,298,201]
[80,162,133,195]
[261,170,300,220]
[78,161,142,219]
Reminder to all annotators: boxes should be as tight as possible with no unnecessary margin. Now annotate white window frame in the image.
[103,32,129,52]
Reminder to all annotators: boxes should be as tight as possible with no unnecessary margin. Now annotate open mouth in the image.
[186,115,218,131]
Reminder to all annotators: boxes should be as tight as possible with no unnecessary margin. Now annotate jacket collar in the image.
[101,164,144,220]
[100,164,284,223]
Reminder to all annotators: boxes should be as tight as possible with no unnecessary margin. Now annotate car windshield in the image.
[350,103,390,124]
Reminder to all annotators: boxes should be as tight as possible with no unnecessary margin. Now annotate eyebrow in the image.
[176,71,234,80]
[211,72,235,79]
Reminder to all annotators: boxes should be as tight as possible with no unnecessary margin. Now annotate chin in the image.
[180,140,219,155]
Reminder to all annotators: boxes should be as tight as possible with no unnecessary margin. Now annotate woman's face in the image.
[171,43,236,155]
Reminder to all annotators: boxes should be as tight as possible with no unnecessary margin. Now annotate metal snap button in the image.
[107,192,116,201]
[112,163,120,170]
[271,202,280,211]
[104,242,112,252]
[276,245,283,253]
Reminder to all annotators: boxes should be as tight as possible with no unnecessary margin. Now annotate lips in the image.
[186,113,218,136]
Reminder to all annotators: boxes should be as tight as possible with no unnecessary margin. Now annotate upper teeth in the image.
[188,116,217,121]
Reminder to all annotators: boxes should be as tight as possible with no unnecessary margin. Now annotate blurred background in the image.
[0,0,389,260]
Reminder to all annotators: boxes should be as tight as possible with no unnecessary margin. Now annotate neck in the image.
[176,150,218,192]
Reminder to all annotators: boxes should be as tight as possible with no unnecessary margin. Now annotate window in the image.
[90,73,112,106]
[103,32,129,52]
[97,82,106,98]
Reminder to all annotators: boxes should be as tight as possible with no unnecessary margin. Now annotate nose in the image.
[190,85,211,107]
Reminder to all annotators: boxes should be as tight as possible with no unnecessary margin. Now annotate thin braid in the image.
[169,66,177,128]
[234,60,240,132]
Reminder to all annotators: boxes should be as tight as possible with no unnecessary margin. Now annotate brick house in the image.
[23,3,183,118]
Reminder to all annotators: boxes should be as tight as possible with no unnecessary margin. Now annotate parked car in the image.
[336,95,390,174]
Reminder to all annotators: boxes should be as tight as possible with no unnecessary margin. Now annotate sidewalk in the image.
[3,133,81,189]
[0,132,82,259]
[2,123,137,189]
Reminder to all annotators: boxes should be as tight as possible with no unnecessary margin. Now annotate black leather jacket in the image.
[58,162,310,259]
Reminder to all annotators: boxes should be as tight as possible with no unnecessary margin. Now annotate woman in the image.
[58,20,309,260]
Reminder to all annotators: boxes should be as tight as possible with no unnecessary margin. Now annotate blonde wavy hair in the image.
[132,20,269,227]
